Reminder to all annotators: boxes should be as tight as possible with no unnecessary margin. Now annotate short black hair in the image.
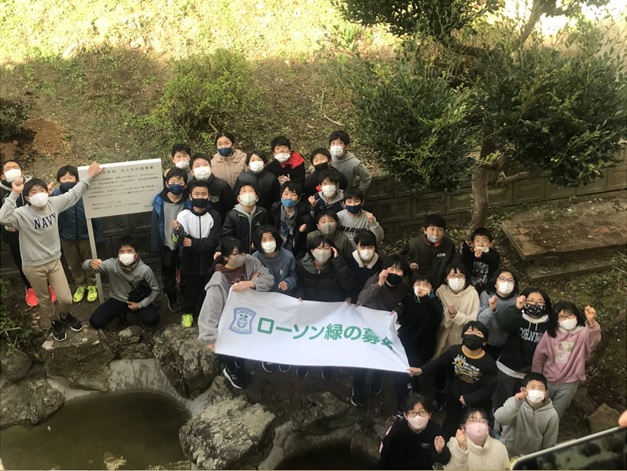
[2,159,23,172]
[424,213,446,230]
[187,180,211,194]
[382,254,404,273]
[212,237,247,268]
[56,165,79,182]
[246,150,268,165]
[307,234,336,251]
[215,131,236,145]
[190,153,211,168]
[462,320,489,342]
[280,180,303,196]
[461,408,491,429]
[117,235,138,253]
[165,167,188,184]
[308,147,332,164]
[271,135,291,151]
[315,209,339,224]
[443,260,471,289]
[471,227,493,242]
[410,271,434,285]
[354,230,377,249]
[171,143,192,157]
[328,130,351,145]
[253,225,283,252]
[404,393,432,414]
[23,178,47,196]
[344,187,364,201]
[238,181,259,195]
[522,372,548,390]
[318,168,341,185]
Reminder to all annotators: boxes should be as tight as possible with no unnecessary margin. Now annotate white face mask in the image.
[406,414,429,432]
[559,318,578,331]
[239,193,257,207]
[118,253,136,266]
[465,422,489,443]
[29,192,49,208]
[448,278,465,292]
[358,249,374,261]
[321,184,336,198]
[329,145,344,157]
[526,389,546,404]
[478,246,490,253]
[274,153,290,163]
[229,254,245,268]
[261,241,276,254]
[497,281,514,295]
[249,161,264,173]
[193,166,211,180]
[4,168,22,182]
[414,287,431,298]
[427,234,442,244]
[312,249,331,263]
[175,160,190,170]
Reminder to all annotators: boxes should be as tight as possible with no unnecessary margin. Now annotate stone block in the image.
[446,190,472,214]
[576,172,608,195]
[487,185,513,207]
[103,214,130,236]
[587,403,621,434]
[512,177,545,203]
[606,166,627,191]
[375,196,412,224]
[544,182,576,200]
[365,174,394,200]
[412,192,446,218]
[131,211,152,233]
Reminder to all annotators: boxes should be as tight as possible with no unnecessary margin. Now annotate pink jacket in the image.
[532,322,601,383]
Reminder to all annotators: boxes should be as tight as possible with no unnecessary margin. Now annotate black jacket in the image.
[233,169,280,212]
[460,241,500,294]
[269,201,312,258]
[296,253,355,302]
[401,236,456,289]
[221,205,268,253]
[185,175,234,222]
[397,293,443,366]
[0,179,27,245]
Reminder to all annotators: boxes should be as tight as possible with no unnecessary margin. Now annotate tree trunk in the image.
[470,164,491,230]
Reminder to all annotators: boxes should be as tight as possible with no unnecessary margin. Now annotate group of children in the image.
[0,130,603,468]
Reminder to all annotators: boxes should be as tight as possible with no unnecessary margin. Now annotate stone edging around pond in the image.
[0,324,384,470]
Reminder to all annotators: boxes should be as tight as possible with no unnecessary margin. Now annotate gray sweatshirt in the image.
[0,177,93,266]
[82,258,160,309]
[337,208,384,246]
[477,290,517,347]
[331,151,372,192]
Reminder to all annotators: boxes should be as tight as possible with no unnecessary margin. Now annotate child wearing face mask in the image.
[460,227,500,294]
[444,408,509,470]
[410,321,497,440]
[327,130,372,193]
[477,268,519,361]
[85,236,161,330]
[336,187,384,247]
[308,168,346,219]
[303,148,348,198]
[265,135,306,189]
[345,230,383,303]
[210,131,247,188]
[172,180,222,328]
[401,213,455,289]
[163,143,194,181]
[150,167,188,312]
[220,183,268,253]
[52,165,105,304]
[198,237,275,389]
[531,302,601,419]
[378,394,451,470]
[269,181,312,257]
[0,162,103,341]
[187,153,234,222]
[494,372,559,457]
[233,150,280,212]
[493,287,553,409]
[306,210,353,258]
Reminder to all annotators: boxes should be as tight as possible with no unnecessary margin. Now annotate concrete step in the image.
[526,250,624,282]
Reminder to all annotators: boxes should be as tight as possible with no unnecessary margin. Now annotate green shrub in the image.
[0,98,28,141]
[0,279,39,353]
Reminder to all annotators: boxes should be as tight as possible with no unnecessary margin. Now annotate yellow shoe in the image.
[72,286,86,303]
[86,285,98,302]
[181,314,193,328]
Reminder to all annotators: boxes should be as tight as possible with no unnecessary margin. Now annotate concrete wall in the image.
[1,149,625,278]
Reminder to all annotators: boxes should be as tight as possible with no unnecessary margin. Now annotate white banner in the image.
[215,291,410,372]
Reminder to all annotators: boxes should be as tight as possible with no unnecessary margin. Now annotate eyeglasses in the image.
[497,276,515,283]
[558,312,575,320]
[526,300,545,307]
[447,274,465,279]
[406,409,429,418]
[466,417,488,424]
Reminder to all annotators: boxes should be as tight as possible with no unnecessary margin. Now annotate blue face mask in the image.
[59,182,77,193]
[345,204,361,214]
[217,147,233,157]
[168,184,185,195]
[282,198,298,208]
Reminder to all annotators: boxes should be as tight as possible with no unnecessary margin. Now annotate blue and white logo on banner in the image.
[229,307,256,335]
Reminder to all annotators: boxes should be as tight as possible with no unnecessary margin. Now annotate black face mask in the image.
[60,182,78,193]
[314,162,330,173]
[386,273,403,287]
[522,304,546,317]
[462,334,484,351]
[191,198,209,208]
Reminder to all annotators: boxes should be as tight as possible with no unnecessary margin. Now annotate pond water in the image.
[276,442,376,470]
[0,390,190,470]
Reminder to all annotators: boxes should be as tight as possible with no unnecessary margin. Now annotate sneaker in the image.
[167,295,181,312]
[61,313,84,332]
[321,367,334,380]
[262,362,277,373]
[86,285,98,302]
[181,313,193,328]
[392,410,404,422]
[370,376,383,396]
[350,388,364,408]
[278,364,291,373]
[49,285,57,303]
[51,320,67,342]
[223,367,246,389]
[296,366,309,378]
[72,286,86,303]
[25,288,38,307]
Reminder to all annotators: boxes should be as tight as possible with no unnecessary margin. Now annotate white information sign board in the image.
[77,159,164,219]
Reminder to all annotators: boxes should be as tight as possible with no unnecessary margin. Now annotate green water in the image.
[0,390,190,470]
[276,442,376,470]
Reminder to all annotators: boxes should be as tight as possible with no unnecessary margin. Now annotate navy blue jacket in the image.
[52,188,104,242]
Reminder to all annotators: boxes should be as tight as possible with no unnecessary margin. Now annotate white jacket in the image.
[445,434,509,470]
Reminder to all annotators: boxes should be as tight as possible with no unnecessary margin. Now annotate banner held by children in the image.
[215,291,410,372]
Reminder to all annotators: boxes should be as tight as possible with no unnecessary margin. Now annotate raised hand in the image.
[489,295,498,311]
[434,436,445,453]
[87,162,103,178]
[455,429,467,450]
[11,177,24,194]
[516,295,527,309]
[584,305,597,325]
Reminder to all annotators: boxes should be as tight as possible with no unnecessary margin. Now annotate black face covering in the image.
[191,198,209,208]
[462,334,484,351]
[314,162,330,173]
[522,304,545,317]
[386,273,403,287]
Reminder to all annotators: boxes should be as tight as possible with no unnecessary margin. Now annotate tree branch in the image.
[496,171,536,185]
[514,0,545,49]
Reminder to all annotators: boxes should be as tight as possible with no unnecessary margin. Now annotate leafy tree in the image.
[338,0,626,228]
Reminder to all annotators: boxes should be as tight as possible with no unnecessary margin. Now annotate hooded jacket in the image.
[150,189,186,254]
[346,250,382,302]
[234,169,281,212]
[295,252,355,302]
[401,236,456,289]
[460,241,501,294]
[269,200,312,256]
[311,188,345,218]
[477,289,518,348]
[396,291,443,367]
[184,174,234,222]
[265,151,306,189]
[434,284,480,358]
[496,306,549,377]
[494,396,559,456]
[444,434,509,470]
[211,149,247,188]
[174,207,222,275]
[52,188,104,242]
[331,151,372,193]
[221,204,268,253]
[197,255,274,344]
